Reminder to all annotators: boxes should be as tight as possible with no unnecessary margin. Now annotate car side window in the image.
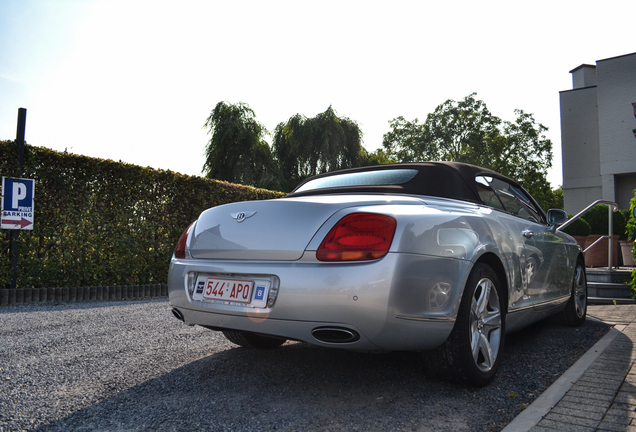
[476,179,506,212]
[475,176,541,223]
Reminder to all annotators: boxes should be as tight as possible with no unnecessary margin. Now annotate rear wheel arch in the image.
[557,255,587,327]
[424,262,506,386]
[577,252,586,268]
[473,252,509,313]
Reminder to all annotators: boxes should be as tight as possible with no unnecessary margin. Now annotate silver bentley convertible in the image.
[168,162,587,386]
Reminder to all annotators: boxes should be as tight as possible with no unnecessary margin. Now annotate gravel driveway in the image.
[0,299,610,431]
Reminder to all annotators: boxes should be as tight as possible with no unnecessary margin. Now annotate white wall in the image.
[597,54,636,178]
[560,52,636,213]
[560,85,601,214]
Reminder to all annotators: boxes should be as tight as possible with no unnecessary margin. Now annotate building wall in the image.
[560,52,636,213]
[597,54,636,178]
[560,86,602,214]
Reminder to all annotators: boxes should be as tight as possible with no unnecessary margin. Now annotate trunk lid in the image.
[188,195,424,260]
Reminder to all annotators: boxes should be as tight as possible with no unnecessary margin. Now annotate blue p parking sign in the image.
[1,177,35,230]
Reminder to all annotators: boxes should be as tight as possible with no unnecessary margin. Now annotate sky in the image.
[1,0,635,188]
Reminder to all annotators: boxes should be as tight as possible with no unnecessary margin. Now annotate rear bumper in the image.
[168,252,472,351]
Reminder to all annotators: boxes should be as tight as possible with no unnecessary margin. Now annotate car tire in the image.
[424,263,505,387]
[557,259,587,327]
[222,330,287,349]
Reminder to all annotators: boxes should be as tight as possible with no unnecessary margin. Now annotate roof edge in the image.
[569,64,596,74]
[596,51,636,63]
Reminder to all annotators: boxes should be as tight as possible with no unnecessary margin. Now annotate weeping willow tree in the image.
[202,102,280,190]
[272,106,363,192]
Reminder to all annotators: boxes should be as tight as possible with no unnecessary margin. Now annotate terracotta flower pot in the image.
[620,240,635,267]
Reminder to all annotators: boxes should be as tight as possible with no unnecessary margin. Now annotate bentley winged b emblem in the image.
[231,211,257,223]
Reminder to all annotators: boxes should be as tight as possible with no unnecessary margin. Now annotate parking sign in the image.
[1,177,35,230]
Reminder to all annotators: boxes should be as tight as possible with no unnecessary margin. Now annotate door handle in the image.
[522,230,534,239]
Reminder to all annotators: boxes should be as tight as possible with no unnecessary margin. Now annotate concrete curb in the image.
[588,297,636,305]
[501,324,626,432]
[0,284,168,306]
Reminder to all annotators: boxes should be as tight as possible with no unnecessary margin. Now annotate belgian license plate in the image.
[202,277,253,303]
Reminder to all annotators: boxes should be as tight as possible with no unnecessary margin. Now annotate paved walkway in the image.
[503,304,636,432]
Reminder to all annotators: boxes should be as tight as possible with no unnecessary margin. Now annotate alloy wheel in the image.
[574,265,587,319]
[469,278,502,373]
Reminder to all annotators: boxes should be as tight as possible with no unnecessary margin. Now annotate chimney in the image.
[569,64,597,89]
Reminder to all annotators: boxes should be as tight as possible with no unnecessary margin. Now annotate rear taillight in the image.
[316,213,396,262]
[174,223,194,259]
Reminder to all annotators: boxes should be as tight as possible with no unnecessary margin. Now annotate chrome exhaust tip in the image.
[312,327,360,343]
[172,308,185,322]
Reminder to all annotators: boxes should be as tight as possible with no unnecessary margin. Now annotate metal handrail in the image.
[557,199,618,269]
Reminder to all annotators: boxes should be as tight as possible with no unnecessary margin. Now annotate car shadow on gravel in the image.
[35,318,612,432]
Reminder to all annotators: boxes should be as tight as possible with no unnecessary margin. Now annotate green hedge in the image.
[561,205,629,237]
[560,216,591,237]
[583,204,627,235]
[0,140,284,289]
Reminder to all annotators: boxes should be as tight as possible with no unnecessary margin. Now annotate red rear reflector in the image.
[174,223,194,259]
[317,213,396,262]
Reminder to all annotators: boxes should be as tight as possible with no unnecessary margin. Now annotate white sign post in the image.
[1,177,35,230]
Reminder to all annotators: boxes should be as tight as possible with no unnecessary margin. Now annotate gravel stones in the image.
[0,300,610,431]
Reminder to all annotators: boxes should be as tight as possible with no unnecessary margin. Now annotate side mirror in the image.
[547,209,568,230]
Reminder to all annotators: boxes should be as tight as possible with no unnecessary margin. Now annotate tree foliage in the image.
[424,94,502,164]
[203,102,279,190]
[382,93,558,210]
[273,106,363,192]
[359,148,396,166]
[381,117,432,162]
[202,96,558,210]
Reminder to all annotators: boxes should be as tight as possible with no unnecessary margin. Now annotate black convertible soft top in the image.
[288,161,523,205]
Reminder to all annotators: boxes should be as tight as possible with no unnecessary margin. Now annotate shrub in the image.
[0,140,285,288]
[625,201,635,241]
[561,216,591,237]
[626,194,636,297]
[584,204,626,236]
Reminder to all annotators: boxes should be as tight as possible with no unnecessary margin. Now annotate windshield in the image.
[295,169,418,193]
